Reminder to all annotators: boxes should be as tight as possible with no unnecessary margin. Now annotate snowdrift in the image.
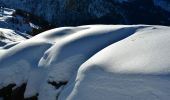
[0,25,170,100]
[59,26,170,100]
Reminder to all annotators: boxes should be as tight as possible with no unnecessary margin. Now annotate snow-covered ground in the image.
[0,25,170,100]
[59,26,170,100]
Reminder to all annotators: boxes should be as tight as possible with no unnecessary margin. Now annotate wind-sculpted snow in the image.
[59,26,170,100]
[38,25,145,81]
[0,25,170,100]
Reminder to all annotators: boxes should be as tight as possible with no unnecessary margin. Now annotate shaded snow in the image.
[59,26,170,100]
[38,25,146,82]
[0,25,170,100]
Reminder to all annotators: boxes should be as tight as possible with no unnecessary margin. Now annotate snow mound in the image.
[38,25,147,81]
[0,25,170,100]
[59,26,170,100]
[32,25,146,99]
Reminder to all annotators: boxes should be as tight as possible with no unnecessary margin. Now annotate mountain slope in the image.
[1,0,170,26]
[0,6,54,35]
[0,28,28,46]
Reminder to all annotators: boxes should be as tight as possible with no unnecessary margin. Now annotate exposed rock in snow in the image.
[0,7,34,34]
[0,7,54,35]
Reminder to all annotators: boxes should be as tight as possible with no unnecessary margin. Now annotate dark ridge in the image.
[11,84,26,100]
[0,84,16,100]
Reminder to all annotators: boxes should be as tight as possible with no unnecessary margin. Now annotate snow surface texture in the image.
[59,26,170,100]
[0,25,170,100]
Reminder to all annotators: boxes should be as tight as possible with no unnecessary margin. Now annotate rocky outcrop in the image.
[0,81,67,100]
[0,84,26,100]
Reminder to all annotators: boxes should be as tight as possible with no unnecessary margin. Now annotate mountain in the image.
[0,28,29,46]
[0,0,170,27]
[0,7,54,35]
[0,1,170,100]
[0,25,170,100]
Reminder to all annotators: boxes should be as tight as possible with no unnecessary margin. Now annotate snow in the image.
[0,25,170,100]
[59,26,170,100]
[0,28,27,46]
[29,22,40,30]
[0,26,89,99]
[0,60,30,88]
[38,25,146,81]
[0,27,60,89]
[0,7,40,34]
[0,7,15,21]
[35,25,146,100]
[24,68,47,98]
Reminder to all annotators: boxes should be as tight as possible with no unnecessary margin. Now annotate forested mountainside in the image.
[0,0,170,27]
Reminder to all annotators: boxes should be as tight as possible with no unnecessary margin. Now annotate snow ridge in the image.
[0,25,170,100]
